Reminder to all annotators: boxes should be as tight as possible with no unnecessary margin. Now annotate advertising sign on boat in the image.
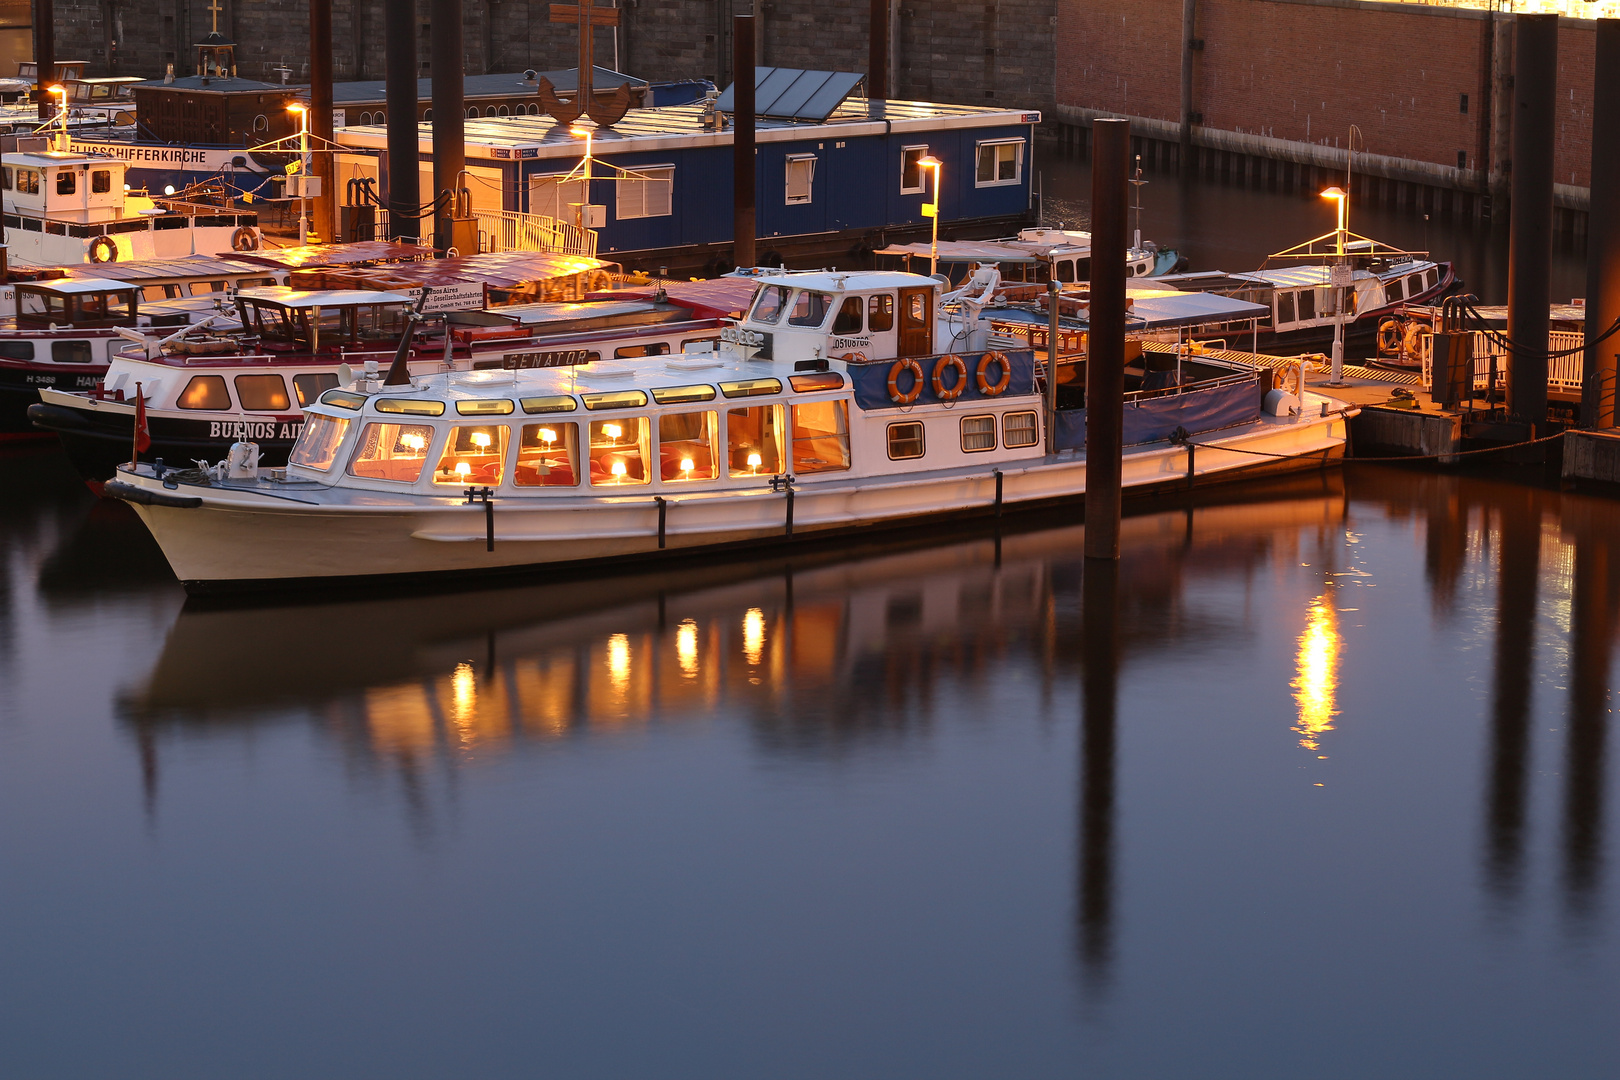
[68,141,276,174]
[409,283,485,314]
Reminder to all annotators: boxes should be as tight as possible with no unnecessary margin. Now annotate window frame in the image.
[615,164,675,221]
[785,153,817,205]
[1002,411,1039,449]
[900,144,929,195]
[530,172,588,221]
[974,138,1024,188]
[887,421,926,460]
[176,374,232,411]
[960,414,997,453]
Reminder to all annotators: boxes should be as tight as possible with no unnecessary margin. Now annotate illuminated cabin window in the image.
[520,395,578,414]
[659,410,719,481]
[456,398,514,415]
[960,414,996,452]
[1003,411,1038,448]
[749,285,789,324]
[789,372,844,393]
[235,374,290,412]
[177,375,231,410]
[650,384,716,404]
[515,422,580,487]
[887,421,925,460]
[319,389,366,410]
[868,293,894,331]
[376,398,446,416]
[433,425,509,485]
[615,342,671,359]
[292,372,339,406]
[348,422,434,482]
[289,415,351,470]
[727,405,782,476]
[790,400,851,472]
[719,378,782,399]
[589,417,649,486]
[582,390,649,411]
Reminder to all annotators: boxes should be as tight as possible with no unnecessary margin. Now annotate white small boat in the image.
[107,320,1358,591]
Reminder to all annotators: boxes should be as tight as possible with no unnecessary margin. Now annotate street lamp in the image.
[918,155,942,278]
[288,102,311,245]
[46,84,68,152]
[1320,185,1349,386]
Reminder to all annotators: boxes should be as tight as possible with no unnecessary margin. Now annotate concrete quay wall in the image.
[1056,0,1600,230]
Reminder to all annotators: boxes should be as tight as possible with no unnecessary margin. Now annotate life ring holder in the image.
[976,351,1012,396]
[88,235,118,263]
[1376,318,1401,355]
[230,226,259,252]
[887,358,925,405]
[932,354,968,401]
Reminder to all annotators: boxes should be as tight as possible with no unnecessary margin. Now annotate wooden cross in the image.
[540,0,632,127]
[207,0,224,35]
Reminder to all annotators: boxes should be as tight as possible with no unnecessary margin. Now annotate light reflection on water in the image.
[2,444,1619,1076]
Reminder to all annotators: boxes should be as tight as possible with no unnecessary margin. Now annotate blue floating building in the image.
[333,68,1040,273]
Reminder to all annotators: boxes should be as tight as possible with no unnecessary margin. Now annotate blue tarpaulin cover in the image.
[849,350,1037,410]
[1053,377,1262,451]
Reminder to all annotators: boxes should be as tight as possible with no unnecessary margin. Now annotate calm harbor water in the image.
[2,438,1617,1077]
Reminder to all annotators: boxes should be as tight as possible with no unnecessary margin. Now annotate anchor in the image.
[539,0,635,128]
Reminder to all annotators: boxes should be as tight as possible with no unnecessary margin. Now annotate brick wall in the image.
[1057,0,1598,190]
[46,0,1056,109]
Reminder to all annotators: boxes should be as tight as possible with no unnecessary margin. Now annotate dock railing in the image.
[363,207,597,258]
[1421,329,1585,395]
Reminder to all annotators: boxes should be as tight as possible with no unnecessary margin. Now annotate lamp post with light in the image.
[46,84,68,152]
[569,125,594,236]
[1320,184,1349,386]
[287,102,311,245]
[918,155,942,277]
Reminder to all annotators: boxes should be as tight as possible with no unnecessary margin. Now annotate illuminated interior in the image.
[515,422,580,486]
[790,400,852,473]
[349,423,435,482]
[727,406,783,477]
[589,417,649,486]
[659,410,719,481]
[433,425,509,485]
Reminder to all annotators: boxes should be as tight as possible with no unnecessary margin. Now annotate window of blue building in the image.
[617,166,674,220]
[786,154,816,204]
[975,139,1024,187]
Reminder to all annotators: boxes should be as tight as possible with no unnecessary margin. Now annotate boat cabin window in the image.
[319,389,367,410]
[750,285,790,325]
[1277,291,1295,324]
[887,421,925,460]
[289,415,351,470]
[91,170,111,193]
[143,284,183,301]
[788,372,845,393]
[56,170,75,195]
[456,399,514,416]
[1055,259,1075,284]
[350,304,409,342]
[615,342,671,358]
[1003,411,1039,448]
[868,294,894,332]
[651,384,717,404]
[52,341,93,364]
[521,395,579,414]
[348,423,434,483]
[659,410,719,481]
[188,281,227,296]
[832,297,863,334]
[515,423,580,487]
[376,398,446,416]
[15,168,39,195]
[243,302,298,341]
[177,375,231,410]
[292,372,340,406]
[582,390,648,410]
[433,425,509,486]
[790,401,851,473]
[727,405,782,476]
[961,414,997,452]
[719,378,782,399]
[907,293,926,323]
[1,167,9,190]
[0,341,35,360]
[588,418,649,486]
[1297,289,1316,321]
[235,375,290,412]
[788,291,833,328]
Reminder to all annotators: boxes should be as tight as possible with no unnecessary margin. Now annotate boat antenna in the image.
[1128,155,1146,250]
[383,288,432,386]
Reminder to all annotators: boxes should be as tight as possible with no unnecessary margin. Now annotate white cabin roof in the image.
[237,287,416,308]
[24,277,139,294]
[1,149,125,169]
[733,269,937,293]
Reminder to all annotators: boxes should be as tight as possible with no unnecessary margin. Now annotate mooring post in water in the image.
[1046,279,1060,453]
[33,0,53,120]
[733,15,757,269]
[1086,118,1129,561]
[431,0,467,252]
[309,0,336,244]
[1585,19,1620,430]
[384,0,421,241]
[1507,12,1557,438]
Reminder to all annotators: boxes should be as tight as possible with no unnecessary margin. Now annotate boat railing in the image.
[369,206,598,258]
[1419,328,1584,395]
[3,208,257,238]
[1124,367,1257,405]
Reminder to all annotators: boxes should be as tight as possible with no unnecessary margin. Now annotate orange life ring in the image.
[89,235,117,263]
[976,351,1012,396]
[887,358,924,404]
[932,354,968,400]
[1376,318,1402,355]
[231,227,259,252]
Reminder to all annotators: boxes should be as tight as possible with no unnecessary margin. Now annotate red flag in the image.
[133,381,151,455]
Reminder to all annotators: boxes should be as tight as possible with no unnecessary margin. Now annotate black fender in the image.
[103,480,202,509]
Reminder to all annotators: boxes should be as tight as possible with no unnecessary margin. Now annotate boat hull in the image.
[2,364,107,438]
[28,398,303,484]
[117,412,1352,592]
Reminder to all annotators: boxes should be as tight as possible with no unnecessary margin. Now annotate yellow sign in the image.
[921,204,937,218]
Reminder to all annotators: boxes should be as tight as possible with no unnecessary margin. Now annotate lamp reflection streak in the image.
[1291,592,1340,750]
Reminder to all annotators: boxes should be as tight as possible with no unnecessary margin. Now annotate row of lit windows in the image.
[886,412,1039,460]
[2,166,113,195]
[175,372,340,412]
[293,400,854,488]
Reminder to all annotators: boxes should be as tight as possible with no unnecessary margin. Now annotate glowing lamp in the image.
[401,433,425,451]
[455,462,471,478]
[604,423,622,439]
[163,185,176,196]
[680,458,694,475]
[539,427,556,444]
[470,432,491,449]
[611,460,627,478]
[1320,186,1346,201]
[747,451,763,469]
[287,102,308,115]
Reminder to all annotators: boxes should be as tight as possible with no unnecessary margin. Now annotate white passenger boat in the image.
[106,312,1358,591]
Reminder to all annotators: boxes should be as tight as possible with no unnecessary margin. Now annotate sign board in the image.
[499,349,597,369]
[1328,264,1354,287]
[70,140,272,174]
[408,283,486,314]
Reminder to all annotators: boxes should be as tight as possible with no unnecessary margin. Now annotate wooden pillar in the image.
[311,0,336,244]
[1085,119,1129,561]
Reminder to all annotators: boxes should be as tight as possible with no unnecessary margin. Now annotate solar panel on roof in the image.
[715,66,867,122]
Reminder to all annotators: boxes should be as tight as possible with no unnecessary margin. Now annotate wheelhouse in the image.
[234,287,416,352]
[15,277,139,328]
